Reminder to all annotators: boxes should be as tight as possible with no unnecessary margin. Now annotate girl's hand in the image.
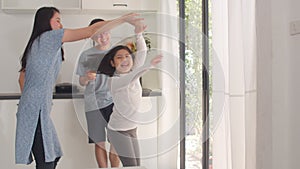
[151,55,163,66]
[134,22,147,34]
[121,13,146,33]
[85,70,96,81]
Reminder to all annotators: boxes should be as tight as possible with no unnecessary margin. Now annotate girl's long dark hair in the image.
[20,6,64,71]
[98,45,134,77]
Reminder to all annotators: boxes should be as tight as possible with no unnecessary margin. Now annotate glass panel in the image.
[178,0,213,168]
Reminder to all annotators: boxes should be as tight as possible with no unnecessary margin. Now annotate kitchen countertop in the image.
[0,89,162,100]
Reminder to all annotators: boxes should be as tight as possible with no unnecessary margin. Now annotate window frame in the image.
[179,0,210,168]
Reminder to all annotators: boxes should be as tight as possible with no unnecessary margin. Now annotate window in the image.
[178,0,212,168]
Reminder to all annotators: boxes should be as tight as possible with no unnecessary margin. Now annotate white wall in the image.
[0,10,112,93]
[287,1,300,168]
[271,0,300,168]
[256,0,273,168]
[254,0,300,168]
[0,9,158,93]
[271,0,290,168]
[0,7,161,169]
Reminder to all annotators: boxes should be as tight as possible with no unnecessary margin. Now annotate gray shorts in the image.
[85,103,114,143]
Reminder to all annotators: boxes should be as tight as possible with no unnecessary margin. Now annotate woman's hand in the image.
[121,13,144,25]
[121,13,146,33]
[19,70,25,93]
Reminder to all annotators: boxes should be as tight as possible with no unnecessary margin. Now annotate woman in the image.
[15,6,141,169]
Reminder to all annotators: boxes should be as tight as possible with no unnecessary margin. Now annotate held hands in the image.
[121,13,147,34]
[151,55,163,66]
[121,13,144,26]
[134,22,147,34]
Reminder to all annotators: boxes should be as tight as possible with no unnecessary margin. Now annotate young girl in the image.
[76,18,147,168]
[15,6,142,169]
[98,34,162,166]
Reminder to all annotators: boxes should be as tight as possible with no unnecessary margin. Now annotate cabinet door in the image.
[1,0,80,11]
[82,0,158,11]
[0,100,35,168]
[2,0,53,10]
[81,0,113,10]
[140,0,159,11]
[82,0,139,11]
[54,0,81,10]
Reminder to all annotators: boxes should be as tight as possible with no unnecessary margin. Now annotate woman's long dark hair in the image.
[20,6,64,71]
[98,45,134,77]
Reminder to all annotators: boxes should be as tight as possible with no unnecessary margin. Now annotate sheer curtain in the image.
[156,0,180,169]
[211,0,257,169]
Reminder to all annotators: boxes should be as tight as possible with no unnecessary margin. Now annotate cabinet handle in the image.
[113,3,128,7]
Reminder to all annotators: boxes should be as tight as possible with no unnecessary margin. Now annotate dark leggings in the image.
[32,118,60,169]
[108,128,140,167]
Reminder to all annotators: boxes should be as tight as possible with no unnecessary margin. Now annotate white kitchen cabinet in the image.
[1,0,81,12]
[0,100,95,169]
[0,97,160,169]
[82,0,159,12]
[1,0,158,13]
[0,100,34,168]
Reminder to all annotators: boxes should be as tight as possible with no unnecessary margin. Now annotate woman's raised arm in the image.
[62,13,143,43]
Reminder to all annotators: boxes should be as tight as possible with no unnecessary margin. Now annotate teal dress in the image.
[15,29,64,164]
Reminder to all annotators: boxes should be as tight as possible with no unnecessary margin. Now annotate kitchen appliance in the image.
[55,83,79,93]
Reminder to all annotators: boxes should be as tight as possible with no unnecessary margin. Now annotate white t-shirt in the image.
[108,33,150,131]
